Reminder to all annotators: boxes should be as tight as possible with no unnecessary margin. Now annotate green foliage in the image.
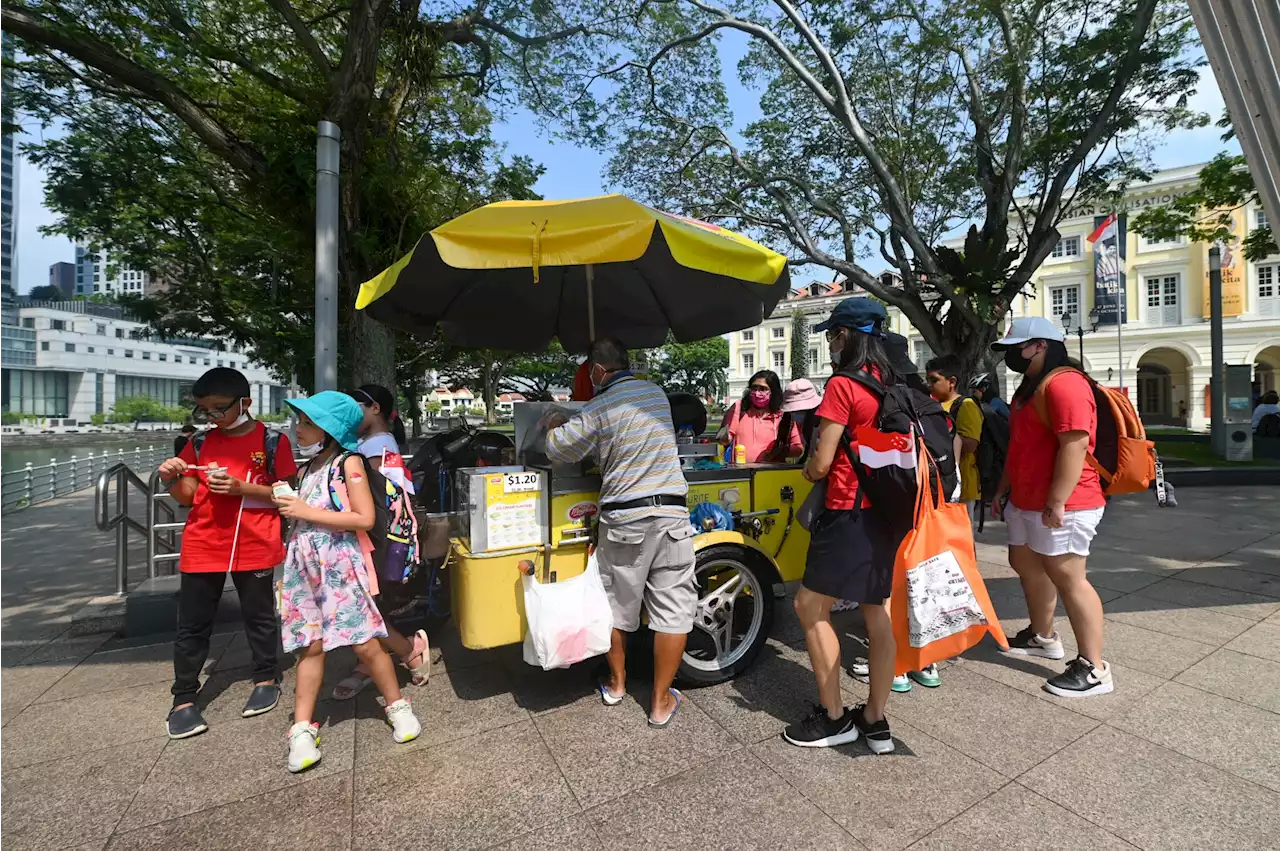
[1130,152,1276,262]
[89,413,107,426]
[257,410,289,424]
[788,310,809,380]
[425,400,442,415]
[27,284,65,301]
[2,412,22,425]
[651,334,729,399]
[533,0,1202,373]
[110,396,173,423]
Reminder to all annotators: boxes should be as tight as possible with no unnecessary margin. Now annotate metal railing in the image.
[93,463,179,595]
[2,446,171,512]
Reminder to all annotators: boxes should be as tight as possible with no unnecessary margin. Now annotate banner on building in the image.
[1203,208,1245,317]
[1088,213,1127,324]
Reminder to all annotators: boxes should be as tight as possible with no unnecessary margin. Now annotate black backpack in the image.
[191,424,284,479]
[324,452,420,585]
[836,368,959,538]
[1258,412,1280,438]
[974,399,1010,501]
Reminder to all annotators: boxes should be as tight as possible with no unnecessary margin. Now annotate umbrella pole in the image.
[586,263,596,343]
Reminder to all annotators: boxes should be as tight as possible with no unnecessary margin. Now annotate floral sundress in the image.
[280,456,387,653]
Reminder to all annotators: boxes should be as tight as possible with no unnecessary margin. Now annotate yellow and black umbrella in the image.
[356,194,789,352]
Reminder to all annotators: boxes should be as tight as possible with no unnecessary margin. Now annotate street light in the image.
[1061,308,1100,365]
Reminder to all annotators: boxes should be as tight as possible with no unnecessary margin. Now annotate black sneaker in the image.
[782,703,860,748]
[242,683,281,717]
[1005,625,1066,660]
[850,703,895,754]
[167,704,209,739]
[1044,657,1114,698]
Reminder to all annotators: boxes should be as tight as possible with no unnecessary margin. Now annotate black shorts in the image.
[802,508,897,604]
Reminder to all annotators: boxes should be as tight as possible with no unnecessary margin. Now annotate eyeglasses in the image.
[191,400,243,424]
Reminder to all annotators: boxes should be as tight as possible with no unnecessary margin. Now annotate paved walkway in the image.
[3,488,1279,850]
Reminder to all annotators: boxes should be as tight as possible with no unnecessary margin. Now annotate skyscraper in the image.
[74,242,153,298]
[48,261,75,298]
[1,33,19,294]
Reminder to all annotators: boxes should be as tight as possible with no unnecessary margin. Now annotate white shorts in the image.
[1005,505,1104,557]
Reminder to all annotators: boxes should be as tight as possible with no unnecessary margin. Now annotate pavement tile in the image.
[0,658,77,724]
[1021,725,1280,850]
[106,772,353,851]
[352,721,577,851]
[1174,648,1280,714]
[116,697,354,832]
[1084,566,1167,594]
[1095,618,1216,680]
[2,680,174,770]
[1130,577,1280,622]
[1111,681,1280,793]
[532,685,738,809]
[584,749,860,850]
[1225,620,1280,662]
[906,782,1133,851]
[1105,593,1257,647]
[489,814,599,851]
[36,633,233,703]
[882,666,1097,778]
[752,721,1005,851]
[354,664,529,765]
[502,654,608,716]
[1,629,112,668]
[685,639,834,745]
[1174,564,1280,598]
[0,737,166,851]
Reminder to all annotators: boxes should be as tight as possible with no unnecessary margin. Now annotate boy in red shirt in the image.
[157,368,299,738]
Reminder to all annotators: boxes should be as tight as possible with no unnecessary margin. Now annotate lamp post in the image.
[1061,308,1100,366]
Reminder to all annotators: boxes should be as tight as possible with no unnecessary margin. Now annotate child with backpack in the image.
[273,391,421,771]
[329,385,430,700]
[157,367,298,740]
[991,318,1114,697]
[784,298,904,754]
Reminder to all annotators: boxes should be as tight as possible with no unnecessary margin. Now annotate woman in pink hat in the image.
[774,378,822,462]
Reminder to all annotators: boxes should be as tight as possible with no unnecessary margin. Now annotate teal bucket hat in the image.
[286,390,363,451]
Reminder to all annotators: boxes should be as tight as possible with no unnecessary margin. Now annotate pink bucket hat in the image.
[781,378,821,412]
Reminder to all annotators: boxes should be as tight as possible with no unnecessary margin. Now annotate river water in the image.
[1,434,178,473]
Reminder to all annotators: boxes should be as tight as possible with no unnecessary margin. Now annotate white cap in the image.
[991,316,1066,350]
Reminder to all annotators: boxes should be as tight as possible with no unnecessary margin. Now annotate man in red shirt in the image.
[157,368,299,738]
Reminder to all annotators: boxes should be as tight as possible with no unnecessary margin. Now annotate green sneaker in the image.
[891,674,912,693]
[908,664,942,688]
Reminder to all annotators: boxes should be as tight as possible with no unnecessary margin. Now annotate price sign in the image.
[503,471,541,493]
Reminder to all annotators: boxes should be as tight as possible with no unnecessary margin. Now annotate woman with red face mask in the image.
[716,370,802,463]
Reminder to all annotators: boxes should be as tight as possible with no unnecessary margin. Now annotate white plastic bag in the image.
[522,553,613,670]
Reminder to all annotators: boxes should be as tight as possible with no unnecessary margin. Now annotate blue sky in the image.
[13,34,1236,293]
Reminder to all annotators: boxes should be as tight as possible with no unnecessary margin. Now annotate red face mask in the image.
[749,389,771,408]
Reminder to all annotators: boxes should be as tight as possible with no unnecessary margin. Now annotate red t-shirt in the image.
[1007,371,1105,512]
[813,374,882,509]
[177,422,299,573]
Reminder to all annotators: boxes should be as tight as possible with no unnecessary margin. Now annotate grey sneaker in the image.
[167,704,209,739]
[242,683,280,717]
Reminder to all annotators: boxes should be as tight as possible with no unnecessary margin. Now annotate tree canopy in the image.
[650,334,729,399]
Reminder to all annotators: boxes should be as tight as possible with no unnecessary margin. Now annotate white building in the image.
[1,301,286,423]
[423,386,476,414]
[74,243,157,299]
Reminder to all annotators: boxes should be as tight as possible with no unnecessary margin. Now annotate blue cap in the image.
[814,297,888,334]
[286,391,363,451]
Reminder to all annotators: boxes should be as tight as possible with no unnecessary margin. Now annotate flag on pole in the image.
[1087,213,1118,245]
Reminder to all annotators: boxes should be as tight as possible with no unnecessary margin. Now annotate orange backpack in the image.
[1034,368,1157,496]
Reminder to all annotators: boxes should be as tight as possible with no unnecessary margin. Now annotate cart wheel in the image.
[677,544,776,686]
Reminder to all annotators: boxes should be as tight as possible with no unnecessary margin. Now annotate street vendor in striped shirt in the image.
[543,336,695,729]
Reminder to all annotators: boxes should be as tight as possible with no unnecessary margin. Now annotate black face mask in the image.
[1004,348,1033,373]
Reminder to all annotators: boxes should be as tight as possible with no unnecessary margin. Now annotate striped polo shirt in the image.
[545,374,688,524]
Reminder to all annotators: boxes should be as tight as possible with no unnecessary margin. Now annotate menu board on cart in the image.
[482,471,543,551]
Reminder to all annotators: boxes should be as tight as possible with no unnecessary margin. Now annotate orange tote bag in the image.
[890,447,1007,675]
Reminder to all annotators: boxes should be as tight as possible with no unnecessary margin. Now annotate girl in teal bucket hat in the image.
[272,390,421,772]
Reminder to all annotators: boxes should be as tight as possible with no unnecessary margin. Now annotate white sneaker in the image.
[385,698,421,743]
[286,721,321,773]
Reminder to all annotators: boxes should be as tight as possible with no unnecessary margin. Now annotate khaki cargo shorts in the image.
[596,515,697,634]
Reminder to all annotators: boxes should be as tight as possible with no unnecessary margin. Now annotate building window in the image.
[1051,236,1081,259]
[229,361,235,368]
[108,349,114,356]
[1258,209,1270,231]
[3,369,71,417]
[771,326,785,339]
[1258,263,1279,317]
[41,342,50,351]
[913,340,934,367]
[96,323,106,335]
[1144,274,1180,326]
[772,351,785,371]
[116,329,124,338]
[205,358,211,366]
[87,346,94,354]
[1140,234,1182,250]
[810,323,821,335]
[809,349,819,371]
[216,360,223,367]
[125,350,134,358]
[95,373,104,414]
[50,319,66,331]
[741,329,754,342]
[142,352,151,360]
[21,318,34,328]
[1049,285,1081,328]
[159,353,167,361]
[65,343,75,353]
[742,352,755,373]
